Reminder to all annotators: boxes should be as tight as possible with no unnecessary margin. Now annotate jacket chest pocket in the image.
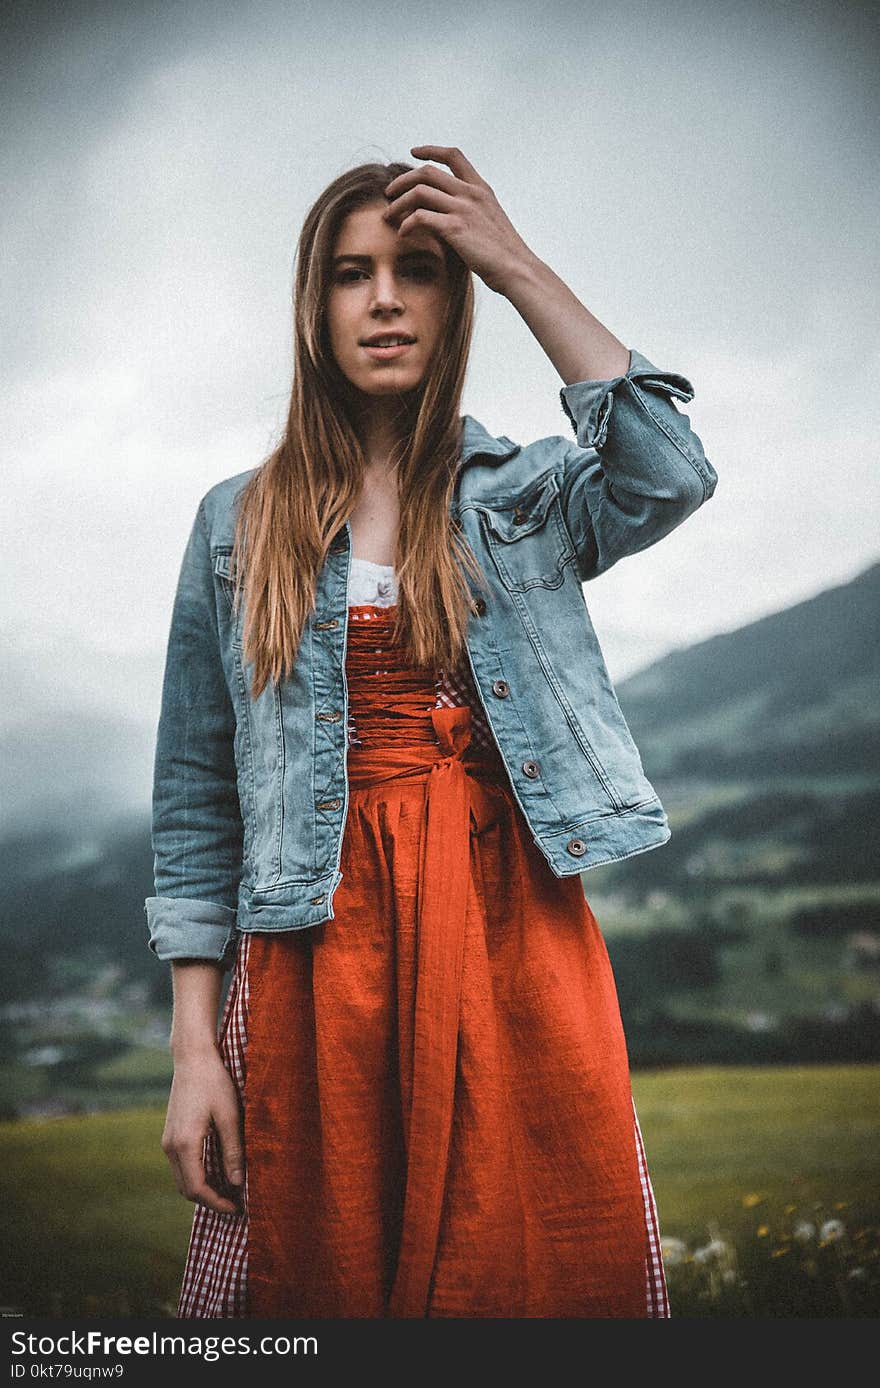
[212,548,244,648]
[477,471,574,592]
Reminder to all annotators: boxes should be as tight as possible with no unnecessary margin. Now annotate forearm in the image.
[497,251,630,386]
[169,959,225,1060]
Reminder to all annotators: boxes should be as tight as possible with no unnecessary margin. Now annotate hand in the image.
[383,145,537,295]
[161,1048,245,1215]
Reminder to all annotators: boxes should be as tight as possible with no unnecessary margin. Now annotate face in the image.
[325,199,452,399]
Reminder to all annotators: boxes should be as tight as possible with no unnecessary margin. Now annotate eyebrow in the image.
[332,249,444,267]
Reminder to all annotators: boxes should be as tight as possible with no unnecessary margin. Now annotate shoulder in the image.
[458,414,571,506]
[198,467,259,543]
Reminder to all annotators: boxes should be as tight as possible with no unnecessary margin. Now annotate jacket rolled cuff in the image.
[144,896,239,970]
[559,347,696,451]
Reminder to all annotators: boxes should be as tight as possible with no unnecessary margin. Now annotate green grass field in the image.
[1,1065,877,1317]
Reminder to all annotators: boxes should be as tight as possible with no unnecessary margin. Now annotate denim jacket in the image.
[145,348,717,969]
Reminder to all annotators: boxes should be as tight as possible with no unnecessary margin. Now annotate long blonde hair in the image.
[229,160,488,700]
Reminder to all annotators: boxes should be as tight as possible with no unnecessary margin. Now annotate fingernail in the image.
[230,1169,243,1184]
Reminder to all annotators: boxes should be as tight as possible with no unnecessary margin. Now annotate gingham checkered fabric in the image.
[634,1100,670,1316]
[177,933,252,1318]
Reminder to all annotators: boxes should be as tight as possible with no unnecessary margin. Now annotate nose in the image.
[369,267,405,314]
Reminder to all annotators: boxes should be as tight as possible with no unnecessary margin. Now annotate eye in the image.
[334,263,438,284]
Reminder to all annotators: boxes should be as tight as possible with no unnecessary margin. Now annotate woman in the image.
[146,145,717,1319]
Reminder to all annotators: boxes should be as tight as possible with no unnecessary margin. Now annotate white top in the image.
[348,555,399,607]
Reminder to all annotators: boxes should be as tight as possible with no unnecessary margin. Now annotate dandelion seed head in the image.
[694,1238,732,1264]
[793,1220,817,1244]
[660,1237,688,1267]
[820,1219,846,1244]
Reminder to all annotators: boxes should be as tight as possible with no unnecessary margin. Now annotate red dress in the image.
[176,595,668,1318]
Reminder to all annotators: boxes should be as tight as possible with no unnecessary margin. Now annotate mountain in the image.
[617,560,880,780]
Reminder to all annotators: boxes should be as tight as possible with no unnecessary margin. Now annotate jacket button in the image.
[474,598,487,616]
[522,760,540,779]
[316,798,341,811]
[566,838,587,857]
[315,619,339,630]
[492,679,510,698]
[317,710,342,722]
[512,507,527,525]
[310,893,327,905]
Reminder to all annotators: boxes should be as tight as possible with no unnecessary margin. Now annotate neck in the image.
[352,392,410,475]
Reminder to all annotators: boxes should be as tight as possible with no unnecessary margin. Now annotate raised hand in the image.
[382,145,536,295]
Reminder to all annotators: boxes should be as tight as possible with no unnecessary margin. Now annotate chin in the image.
[357,372,422,395]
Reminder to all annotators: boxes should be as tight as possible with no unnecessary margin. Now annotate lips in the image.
[361,338,415,360]
[359,333,416,346]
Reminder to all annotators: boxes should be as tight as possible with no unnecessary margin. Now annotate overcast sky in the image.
[2,0,878,739]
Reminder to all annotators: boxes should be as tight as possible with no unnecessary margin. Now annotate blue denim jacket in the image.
[145,348,717,969]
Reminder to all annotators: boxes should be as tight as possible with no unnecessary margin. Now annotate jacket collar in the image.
[459,414,520,468]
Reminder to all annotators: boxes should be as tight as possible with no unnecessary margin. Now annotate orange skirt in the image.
[178,605,666,1318]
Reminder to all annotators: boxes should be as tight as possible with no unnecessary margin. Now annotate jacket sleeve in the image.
[557,347,718,581]
[144,498,242,970]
